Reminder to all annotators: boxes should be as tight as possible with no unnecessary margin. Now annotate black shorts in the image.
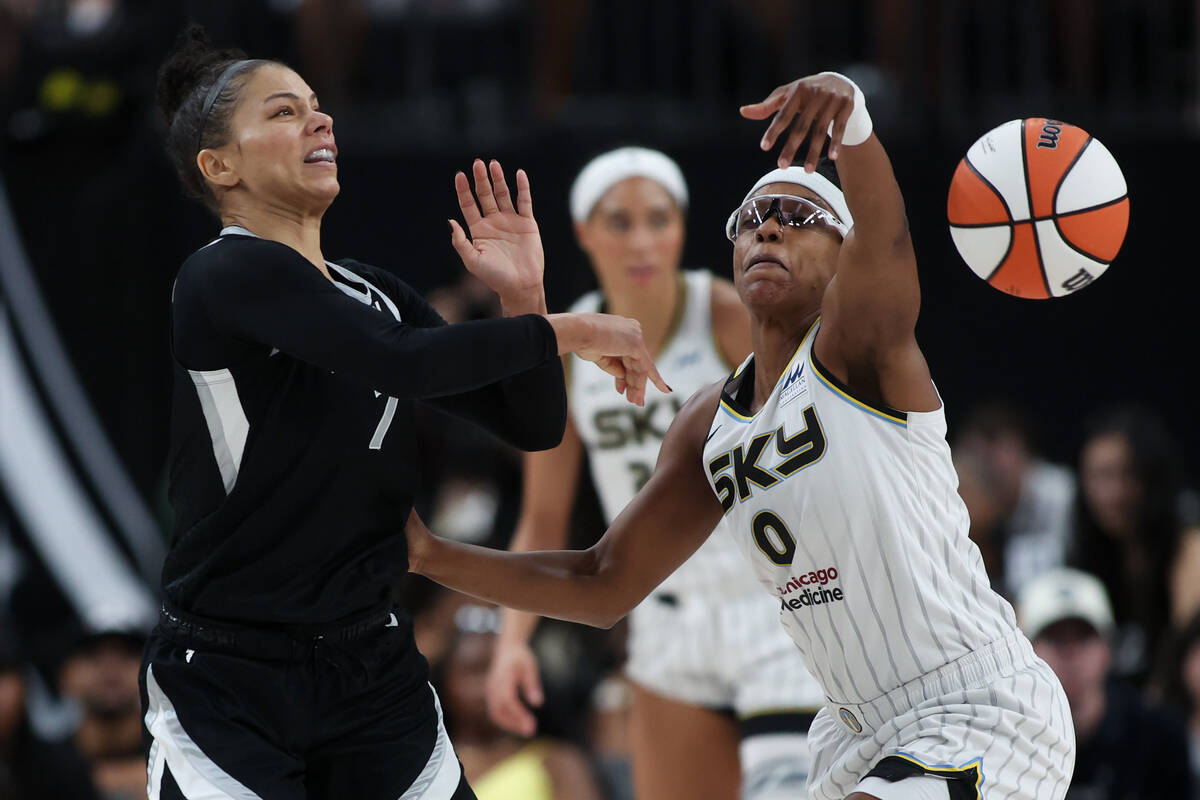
[139,604,476,800]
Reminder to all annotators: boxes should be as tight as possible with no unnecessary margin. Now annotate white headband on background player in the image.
[569,147,689,222]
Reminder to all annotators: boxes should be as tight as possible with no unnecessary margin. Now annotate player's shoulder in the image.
[704,274,751,367]
[176,233,302,292]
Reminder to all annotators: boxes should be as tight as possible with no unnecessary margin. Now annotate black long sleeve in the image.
[163,233,567,623]
[174,236,559,400]
[331,258,567,451]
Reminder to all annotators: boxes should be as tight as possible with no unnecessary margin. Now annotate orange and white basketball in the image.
[947,118,1129,299]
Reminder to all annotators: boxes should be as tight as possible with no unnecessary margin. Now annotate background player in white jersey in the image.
[406,70,1075,800]
[486,147,824,800]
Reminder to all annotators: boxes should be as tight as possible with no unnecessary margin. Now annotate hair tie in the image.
[196,59,258,152]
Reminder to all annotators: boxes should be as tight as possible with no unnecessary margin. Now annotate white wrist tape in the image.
[820,71,872,147]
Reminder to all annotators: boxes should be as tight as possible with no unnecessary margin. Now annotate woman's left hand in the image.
[450,159,546,315]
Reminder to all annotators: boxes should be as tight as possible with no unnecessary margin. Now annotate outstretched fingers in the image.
[644,359,671,395]
[787,94,838,170]
[828,103,853,160]
[455,171,482,227]
[759,86,805,153]
[489,160,515,213]
[448,219,477,268]
[740,84,790,121]
[472,158,499,216]
[515,169,534,218]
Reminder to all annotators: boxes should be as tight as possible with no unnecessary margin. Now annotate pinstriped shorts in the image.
[806,631,1075,800]
[625,587,824,716]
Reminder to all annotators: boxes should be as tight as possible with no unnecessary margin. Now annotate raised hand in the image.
[547,313,672,407]
[740,73,859,171]
[450,159,546,315]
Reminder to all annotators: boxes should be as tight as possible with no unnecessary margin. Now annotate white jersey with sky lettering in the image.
[701,318,1074,799]
[569,269,752,597]
[569,270,824,720]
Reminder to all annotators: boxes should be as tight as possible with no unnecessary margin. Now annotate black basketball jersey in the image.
[163,229,564,625]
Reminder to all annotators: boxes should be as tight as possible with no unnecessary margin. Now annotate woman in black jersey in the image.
[142,27,665,800]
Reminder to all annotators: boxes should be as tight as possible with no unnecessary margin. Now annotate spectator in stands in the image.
[437,604,605,800]
[1,623,103,800]
[1019,567,1193,798]
[1161,610,1200,789]
[1068,406,1200,685]
[953,400,1075,599]
[57,624,147,800]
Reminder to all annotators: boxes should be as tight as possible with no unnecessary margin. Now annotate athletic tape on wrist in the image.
[819,72,872,147]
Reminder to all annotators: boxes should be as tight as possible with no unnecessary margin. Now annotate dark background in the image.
[1,0,1196,517]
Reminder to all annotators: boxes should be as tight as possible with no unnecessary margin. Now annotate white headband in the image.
[742,167,853,231]
[570,147,689,222]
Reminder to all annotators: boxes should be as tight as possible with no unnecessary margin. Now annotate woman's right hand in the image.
[546,313,671,406]
[485,641,544,736]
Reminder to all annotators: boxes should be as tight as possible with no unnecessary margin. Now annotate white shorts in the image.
[806,631,1075,800]
[625,587,824,719]
[855,775,951,799]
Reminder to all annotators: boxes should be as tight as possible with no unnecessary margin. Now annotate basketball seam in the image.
[1050,217,1114,266]
[983,225,1018,283]
[1054,193,1129,220]
[1020,119,1053,298]
[947,194,1128,228]
[1050,136,1093,217]
[961,156,1013,224]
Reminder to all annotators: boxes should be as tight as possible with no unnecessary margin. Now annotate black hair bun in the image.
[155,23,246,126]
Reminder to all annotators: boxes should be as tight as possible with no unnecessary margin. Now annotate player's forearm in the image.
[834,134,912,252]
[496,515,572,646]
[412,535,624,629]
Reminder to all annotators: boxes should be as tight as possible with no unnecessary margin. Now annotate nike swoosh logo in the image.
[705,425,723,444]
[386,612,399,627]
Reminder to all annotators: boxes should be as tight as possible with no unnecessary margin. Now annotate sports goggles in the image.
[725,194,848,242]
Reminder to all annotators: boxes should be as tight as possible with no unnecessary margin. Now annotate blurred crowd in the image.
[3,1,1200,799]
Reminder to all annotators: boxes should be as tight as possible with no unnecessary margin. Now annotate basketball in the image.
[947,118,1129,299]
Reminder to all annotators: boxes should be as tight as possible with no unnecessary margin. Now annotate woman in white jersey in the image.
[406,71,1075,800]
[485,147,824,800]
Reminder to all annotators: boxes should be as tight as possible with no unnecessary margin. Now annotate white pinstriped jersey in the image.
[569,270,753,597]
[702,320,1020,705]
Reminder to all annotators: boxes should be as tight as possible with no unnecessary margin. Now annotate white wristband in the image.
[820,71,872,147]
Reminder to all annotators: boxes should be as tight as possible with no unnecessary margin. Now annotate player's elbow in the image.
[574,548,634,629]
[507,396,567,452]
[581,595,627,629]
[587,611,622,630]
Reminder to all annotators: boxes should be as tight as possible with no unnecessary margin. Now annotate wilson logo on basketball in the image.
[946,117,1130,299]
[1035,120,1064,150]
